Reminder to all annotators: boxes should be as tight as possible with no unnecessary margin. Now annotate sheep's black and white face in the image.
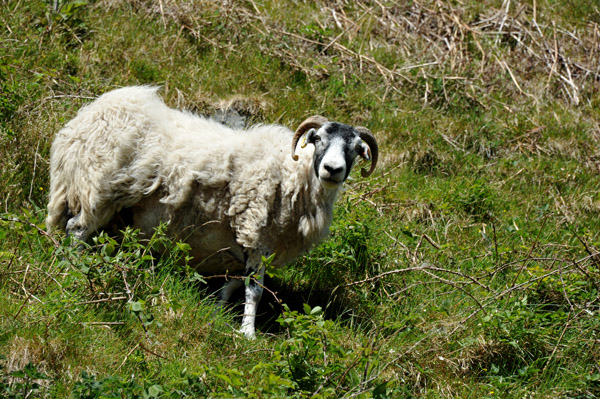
[305,122,371,189]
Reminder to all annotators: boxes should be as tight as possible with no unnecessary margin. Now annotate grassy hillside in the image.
[1,0,600,397]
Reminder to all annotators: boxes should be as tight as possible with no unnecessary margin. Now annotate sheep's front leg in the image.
[239,248,269,339]
[65,214,91,243]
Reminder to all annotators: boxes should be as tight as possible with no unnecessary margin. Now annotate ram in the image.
[47,86,378,338]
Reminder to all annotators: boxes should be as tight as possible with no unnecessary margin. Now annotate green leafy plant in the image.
[0,360,50,399]
[43,0,88,33]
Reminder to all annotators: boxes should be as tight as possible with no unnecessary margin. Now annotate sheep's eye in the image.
[314,135,321,143]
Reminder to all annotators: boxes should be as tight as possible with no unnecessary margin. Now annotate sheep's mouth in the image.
[320,177,343,188]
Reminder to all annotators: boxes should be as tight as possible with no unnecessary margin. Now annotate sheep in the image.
[46,86,378,338]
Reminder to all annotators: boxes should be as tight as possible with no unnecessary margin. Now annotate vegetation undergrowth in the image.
[1,0,600,397]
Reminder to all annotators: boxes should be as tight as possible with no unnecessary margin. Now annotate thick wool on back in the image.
[47,86,339,269]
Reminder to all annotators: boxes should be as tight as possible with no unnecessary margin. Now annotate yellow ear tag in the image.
[301,135,308,148]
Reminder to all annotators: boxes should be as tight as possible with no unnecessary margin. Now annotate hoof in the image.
[66,215,89,243]
[239,325,256,340]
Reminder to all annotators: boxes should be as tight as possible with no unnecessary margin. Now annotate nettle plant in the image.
[60,223,200,333]
[193,303,392,398]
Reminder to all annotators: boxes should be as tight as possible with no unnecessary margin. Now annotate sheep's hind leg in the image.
[239,248,269,339]
[219,279,244,304]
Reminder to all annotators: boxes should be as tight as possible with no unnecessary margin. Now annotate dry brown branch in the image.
[320,8,371,54]
[390,280,439,298]
[506,214,549,298]
[116,343,140,372]
[203,273,284,306]
[540,311,572,374]
[418,267,487,313]
[337,262,488,293]
[451,256,587,334]
[81,321,125,326]
[139,342,168,360]
[0,216,60,248]
[76,297,128,305]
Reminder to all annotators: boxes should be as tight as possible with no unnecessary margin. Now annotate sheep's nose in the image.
[324,164,344,175]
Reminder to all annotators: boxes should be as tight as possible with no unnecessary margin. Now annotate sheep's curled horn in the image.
[354,126,378,178]
[291,115,329,162]
[291,115,379,178]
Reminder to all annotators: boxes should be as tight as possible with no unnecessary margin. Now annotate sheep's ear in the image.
[359,141,371,161]
[302,128,317,148]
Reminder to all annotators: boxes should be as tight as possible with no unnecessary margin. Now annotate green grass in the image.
[1,0,600,397]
